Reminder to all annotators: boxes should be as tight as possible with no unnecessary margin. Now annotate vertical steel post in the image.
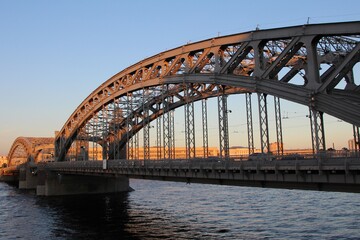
[245,93,255,155]
[309,108,326,155]
[184,105,188,158]
[217,85,230,160]
[113,99,121,160]
[156,105,162,159]
[134,118,139,160]
[95,114,99,160]
[143,89,150,161]
[163,85,171,159]
[274,96,284,155]
[202,98,209,158]
[258,93,270,153]
[111,101,116,160]
[91,117,95,160]
[170,96,175,159]
[353,125,360,154]
[126,92,133,160]
[185,84,196,159]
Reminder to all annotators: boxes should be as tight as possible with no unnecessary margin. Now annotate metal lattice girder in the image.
[185,84,196,159]
[274,96,284,155]
[245,93,255,155]
[258,93,270,153]
[309,108,326,154]
[202,99,209,158]
[53,22,360,161]
[217,85,230,159]
[353,125,360,152]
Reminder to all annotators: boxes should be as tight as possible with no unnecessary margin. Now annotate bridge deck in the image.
[40,158,360,193]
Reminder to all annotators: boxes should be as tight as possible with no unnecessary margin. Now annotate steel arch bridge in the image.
[7,137,54,166]
[54,21,360,162]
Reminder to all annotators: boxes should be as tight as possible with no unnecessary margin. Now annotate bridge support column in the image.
[37,171,131,196]
[18,163,38,190]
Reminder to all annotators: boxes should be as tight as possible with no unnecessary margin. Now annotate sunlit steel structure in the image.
[22,21,360,161]
[3,22,360,195]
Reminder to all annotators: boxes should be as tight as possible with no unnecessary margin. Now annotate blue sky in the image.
[0,0,359,155]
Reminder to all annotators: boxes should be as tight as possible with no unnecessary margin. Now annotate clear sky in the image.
[1,0,359,155]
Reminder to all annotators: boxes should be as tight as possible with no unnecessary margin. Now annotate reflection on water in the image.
[36,193,131,239]
[0,179,360,239]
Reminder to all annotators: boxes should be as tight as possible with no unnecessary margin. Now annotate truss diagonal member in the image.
[220,42,251,74]
[188,48,212,73]
[258,93,270,153]
[318,43,360,93]
[261,37,303,79]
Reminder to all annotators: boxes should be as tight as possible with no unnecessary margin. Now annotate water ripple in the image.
[0,180,359,239]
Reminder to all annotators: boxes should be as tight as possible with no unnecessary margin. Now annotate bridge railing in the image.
[41,156,360,173]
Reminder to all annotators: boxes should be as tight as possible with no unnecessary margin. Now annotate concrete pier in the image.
[36,172,131,196]
[18,163,38,190]
[7,163,131,196]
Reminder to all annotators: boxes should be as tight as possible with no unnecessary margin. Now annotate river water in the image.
[0,179,359,239]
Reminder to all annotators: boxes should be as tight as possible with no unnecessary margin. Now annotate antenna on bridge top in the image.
[255,24,260,31]
[307,17,310,24]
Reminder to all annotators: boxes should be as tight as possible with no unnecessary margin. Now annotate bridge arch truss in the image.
[7,137,54,166]
[55,21,360,161]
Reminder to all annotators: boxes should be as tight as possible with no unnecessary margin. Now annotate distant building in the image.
[348,139,359,151]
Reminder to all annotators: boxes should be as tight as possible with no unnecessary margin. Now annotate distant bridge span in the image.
[7,137,54,166]
[48,21,359,161]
